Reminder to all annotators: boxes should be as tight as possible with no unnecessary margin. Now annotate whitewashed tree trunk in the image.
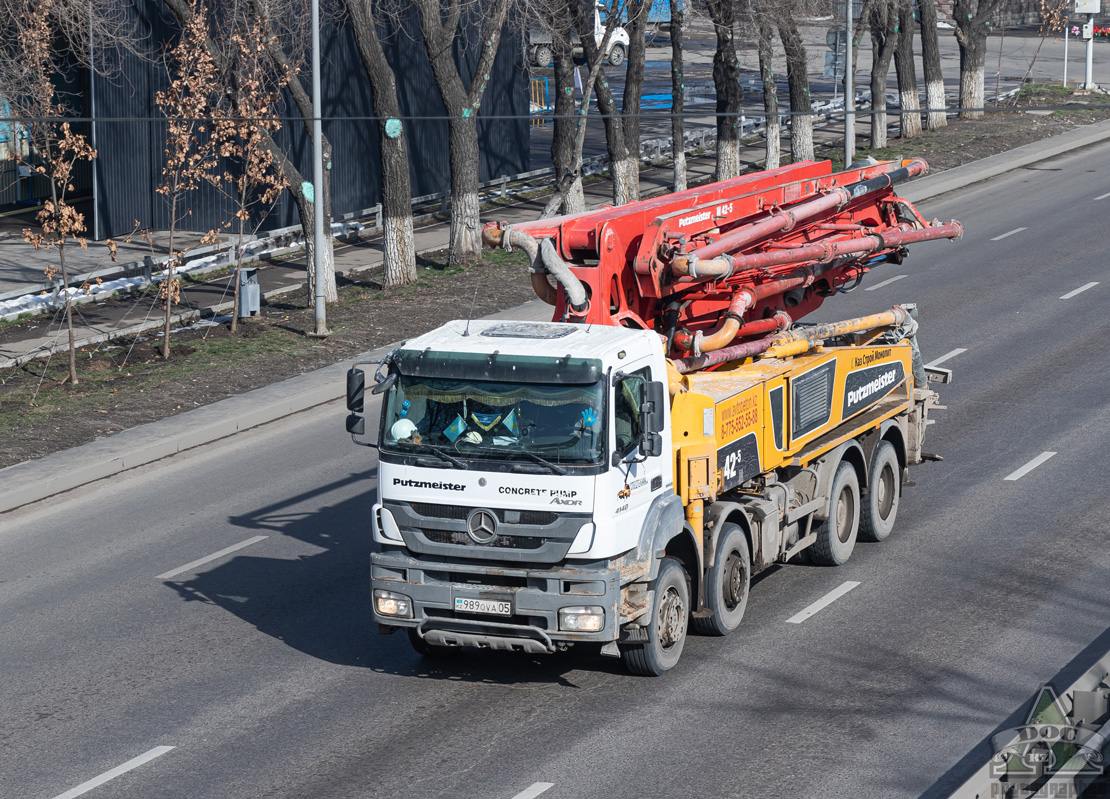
[765,120,781,169]
[926,79,947,129]
[612,156,639,205]
[566,177,586,212]
[792,115,814,162]
[383,215,415,287]
[960,63,985,119]
[716,138,741,181]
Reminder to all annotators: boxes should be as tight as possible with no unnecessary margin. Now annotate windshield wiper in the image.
[408,444,467,469]
[512,449,568,475]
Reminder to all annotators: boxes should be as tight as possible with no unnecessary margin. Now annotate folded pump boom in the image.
[483,158,962,359]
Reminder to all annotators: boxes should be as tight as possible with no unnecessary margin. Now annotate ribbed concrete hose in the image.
[487,226,589,314]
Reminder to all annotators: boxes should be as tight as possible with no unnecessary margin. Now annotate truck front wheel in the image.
[811,462,860,566]
[860,442,900,542]
[621,557,689,676]
[693,524,750,636]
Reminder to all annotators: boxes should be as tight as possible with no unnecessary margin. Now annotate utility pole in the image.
[311,0,329,337]
[1076,0,1101,90]
[844,0,855,167]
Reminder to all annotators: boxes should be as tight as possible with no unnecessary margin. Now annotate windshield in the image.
[380,373,607,467]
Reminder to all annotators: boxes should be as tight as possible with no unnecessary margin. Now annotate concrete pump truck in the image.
[345,158,961,675]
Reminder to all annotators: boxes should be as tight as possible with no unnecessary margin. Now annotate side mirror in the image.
[640,381,665,434]
[371,371,397,395]
[347,368,365,412]
[641,432,663,458]
[346,414,365,435]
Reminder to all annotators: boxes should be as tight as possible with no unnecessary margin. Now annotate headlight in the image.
[558,606,605,632]
[374,589,413,618]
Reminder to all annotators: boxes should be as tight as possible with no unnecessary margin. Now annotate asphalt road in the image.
[2,142,1110,799]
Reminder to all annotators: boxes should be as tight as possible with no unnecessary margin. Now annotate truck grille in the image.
[409,502,559,527]
[422,529,546,550]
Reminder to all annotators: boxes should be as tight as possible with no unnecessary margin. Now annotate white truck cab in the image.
[347,320,679,661]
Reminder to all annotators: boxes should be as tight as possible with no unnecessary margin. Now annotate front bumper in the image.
[371,548,622,652]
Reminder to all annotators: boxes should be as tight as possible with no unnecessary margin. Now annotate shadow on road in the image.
[160,466,628,685]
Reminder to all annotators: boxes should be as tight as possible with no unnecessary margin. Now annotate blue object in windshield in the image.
[581,407,599,428]
[443,414,468,441]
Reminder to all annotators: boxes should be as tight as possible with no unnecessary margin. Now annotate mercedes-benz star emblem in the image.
[465,509,498,544]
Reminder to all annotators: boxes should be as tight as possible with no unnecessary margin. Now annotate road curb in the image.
[901,116,1110,204]
[5,120,1110,515]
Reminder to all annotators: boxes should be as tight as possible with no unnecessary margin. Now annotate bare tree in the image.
[572,0,641,204]
[893,0,921,138]
[211,15,290,333]
[538,0,622,217]
[778,12,814,162]
[867,0,898,148]
[346,0,417,286]
[155,0,220,360]
[549,4,586,213]
[414,0,511,264]
[918,0,947,128]
[755,15,780,169]
[953,0,1006,119]
[669,0,686,190]
[707,0,742,179]
[162,0,339,303]
[1,0,140,384]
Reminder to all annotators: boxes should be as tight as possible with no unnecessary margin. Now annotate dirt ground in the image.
[2,86,1108,470]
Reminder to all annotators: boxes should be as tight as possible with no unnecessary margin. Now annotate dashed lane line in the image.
[51,746,175,799]
[1004,452,1057,482]
[924,348,967,369]
[1060,282,1099,300]
[991,227,1027,241]
[156,535,269,580]
[1095,191,1110,200]
[786,581,861,624]
[511,783,555,799]
[864,274,907,291]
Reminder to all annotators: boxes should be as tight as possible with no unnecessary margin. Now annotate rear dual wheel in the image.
[860,442,900,543]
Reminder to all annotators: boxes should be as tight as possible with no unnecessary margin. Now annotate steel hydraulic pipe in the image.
[680,158,930,265]
[672,277,802,354]
[722,220,962,273]
[762,306,911,359]
[671,334,780,374]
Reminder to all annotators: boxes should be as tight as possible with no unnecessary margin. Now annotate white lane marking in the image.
[864,274,907,291]
[924,348,967,369]
[156,535,268,580]
[786,581,861,624]
[51,746,175,799]
[991,227,1027,241]
[1004,452,1057,482]
[1060,281,1099,300]
[1095,191,1110,200]
[511,783,555,799]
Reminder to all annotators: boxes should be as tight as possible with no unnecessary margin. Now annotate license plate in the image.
[455,597,511,616]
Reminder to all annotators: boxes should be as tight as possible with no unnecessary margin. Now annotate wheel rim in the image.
[877,463,895,520]
[657,585,686,650]
[836,484,855,543]
[723,551,747,611]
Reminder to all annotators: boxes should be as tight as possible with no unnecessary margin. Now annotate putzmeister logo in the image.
[842,361,905,418]
[847,370,897,406]
[392,478,465,491]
